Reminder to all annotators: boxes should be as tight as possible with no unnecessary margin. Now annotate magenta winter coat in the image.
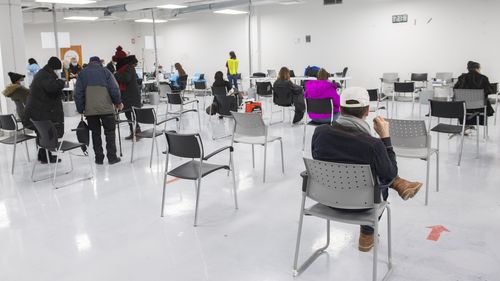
[304,80,340,120]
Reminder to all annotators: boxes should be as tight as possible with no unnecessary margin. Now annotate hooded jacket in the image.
[24,65,66,137]
[304,80,340,120]
[3,84,30,118]
[114,64,141,109]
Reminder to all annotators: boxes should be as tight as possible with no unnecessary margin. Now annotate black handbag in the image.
[76,116,90,155]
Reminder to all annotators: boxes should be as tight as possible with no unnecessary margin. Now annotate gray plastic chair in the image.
[435,72,454,86]
[387,119,438,205]
[131,107,178,168]
[294,158,392,281]
[454,89,488,140]
[379,73,399,101]
[231,112,284,183]
[30,119,93,189]
[488,83,498,125]
[161,132,238,226]
[0,114,35,174]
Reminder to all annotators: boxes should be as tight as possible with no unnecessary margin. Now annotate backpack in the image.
[304,65,320,77]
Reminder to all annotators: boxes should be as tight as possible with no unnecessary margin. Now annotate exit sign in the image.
[392,14,408,23]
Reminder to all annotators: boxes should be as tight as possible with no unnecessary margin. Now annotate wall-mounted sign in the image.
[60,45,83,66]
[392,14,408,24]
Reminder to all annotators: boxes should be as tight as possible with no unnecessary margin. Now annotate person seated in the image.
[2,72,30,119]
[454,61,494,126]
[169,63,187,91]
[207,71,238,115]
[304,68,340,123]
[312,87,423,252]
[68,57,82,79]
[273,67,305,124]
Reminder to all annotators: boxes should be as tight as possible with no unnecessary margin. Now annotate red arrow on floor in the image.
[426,225,450,241]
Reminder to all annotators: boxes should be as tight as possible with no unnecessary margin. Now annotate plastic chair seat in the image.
[393,147,437,159]
[431,123,463,134]
[137,128,164,138]
[305,202,387,229]
[0,134,35,144]
[167,160,229,180]
[233,135,281,144]
[57,140,85,152]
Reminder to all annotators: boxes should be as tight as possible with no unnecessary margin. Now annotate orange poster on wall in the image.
[60,45,83,65]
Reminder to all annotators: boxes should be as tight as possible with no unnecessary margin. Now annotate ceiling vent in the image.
[324,0,343,5]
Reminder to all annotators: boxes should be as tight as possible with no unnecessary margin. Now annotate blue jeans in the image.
[228,74,238,90]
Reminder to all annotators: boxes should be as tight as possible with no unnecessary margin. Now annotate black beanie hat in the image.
[47,56,62,70]
[467,61,480,71]
[8,72,25,84]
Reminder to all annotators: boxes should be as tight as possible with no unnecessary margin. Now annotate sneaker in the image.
[108,157,121,165]
[95,158,104,165]
[391,176,423,200]
[358,229,374,252]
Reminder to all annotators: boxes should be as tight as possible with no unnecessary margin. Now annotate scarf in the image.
[117,64,129,92]
[335,115,371,135]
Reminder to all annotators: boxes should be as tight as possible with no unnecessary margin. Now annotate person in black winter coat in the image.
[454,61,495,125]
[24,57,66,163]
[273,66,305,123]
[114,55,142,139]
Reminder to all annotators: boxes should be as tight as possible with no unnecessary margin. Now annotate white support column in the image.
[0,0,27,114]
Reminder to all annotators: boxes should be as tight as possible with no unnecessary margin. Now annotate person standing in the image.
[68,57,82,79]
[114,54,142,140]
[26,58,40,86]
[74,56,123,165]
[2,72,30,119]
[226,51,239,91]
[24,57,66,163]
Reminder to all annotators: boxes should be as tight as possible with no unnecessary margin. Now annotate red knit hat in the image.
[112,46,127,62]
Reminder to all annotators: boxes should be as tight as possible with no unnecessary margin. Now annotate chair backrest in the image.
[256,82,273,97]
[490,83,498,93]
[252,72,266,78]
[305,98,333,117]
[429,100,465,119]
[454,89,485,110]
[394,82,415,93]
[166,93,183,105]
[236,73,242,80]
[178,75,188,90]
[0,114,17,131]
[289,70,296,78]
[212,86,228,97]
[303,158,377,209]
[273,84,294,106]
[267,69,277,78]
[435,72,453,83]
[382,73,399,83]
[367,89,379,102]
[341,67,348,77]
[194,81,207,90]
[132,107,156,125]
[158,83,172,97]
[231,112,266,137]
[199,73,205,80]
[419,89,434,105]
[165,132,202,159]
[387,119,428,149]
[411,73,428,82]
[434,87,452,99]
[216,95,238,116]
[31,119,59,151]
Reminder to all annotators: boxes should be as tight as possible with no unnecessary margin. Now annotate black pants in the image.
[87,114,117,160]
[125,110,140,134]
[292,94,305,123]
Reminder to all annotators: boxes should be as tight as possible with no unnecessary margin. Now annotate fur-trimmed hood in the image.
[2,84,21,97]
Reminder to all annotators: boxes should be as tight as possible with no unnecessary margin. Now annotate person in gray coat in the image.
[75,56,123,165]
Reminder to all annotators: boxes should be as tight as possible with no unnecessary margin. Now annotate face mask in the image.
[54,70,62,77]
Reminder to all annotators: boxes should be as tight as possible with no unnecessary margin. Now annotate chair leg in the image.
[230,153,238,209]
[24,141,31,162]
[131,133,136,164]
[476,118,480,158]
[302,124,307,151]
[193,178,202,227]
[52,152,61,188]
[279,139,284,174]
[263,143,267,183]
[161,156,169,217]
[11,143,17,174]
[386,205,393,268]
[458,133,465,166]
[251,144,255,168]
[436,151,440,192]
[372,219,379,281]
[197,104,201,131]
[31,148,39,181]
[425,157,430,206]
[149,137,155,168]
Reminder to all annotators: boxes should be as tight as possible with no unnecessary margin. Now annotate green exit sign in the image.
[392,14,408,23]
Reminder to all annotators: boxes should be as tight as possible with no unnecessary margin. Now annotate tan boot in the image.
[391,176,423,200]
[358,229,374,252]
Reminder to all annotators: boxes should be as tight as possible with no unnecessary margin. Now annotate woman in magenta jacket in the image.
[304,68,340,123]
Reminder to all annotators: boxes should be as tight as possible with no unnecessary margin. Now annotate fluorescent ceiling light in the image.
[64,16,98,21]
[157,4,187,9]
[213,9,248,15]
[134,19,168,23]
[280,0,304,5]
[35,0,96,4]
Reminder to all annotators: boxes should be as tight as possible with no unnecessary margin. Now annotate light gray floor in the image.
[0,95,499,281]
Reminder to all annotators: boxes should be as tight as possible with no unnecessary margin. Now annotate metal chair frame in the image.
[0,114,35,174]
[302,98,334,151]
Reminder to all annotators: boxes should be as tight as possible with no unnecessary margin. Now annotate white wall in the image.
[24,21,137,67]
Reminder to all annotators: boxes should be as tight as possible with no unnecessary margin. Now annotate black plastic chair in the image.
[131,107,178,168]
[392,82,416,117]
[252,72,266,78]
[302,98,334,151]
[210,86,237,140]
[193,80,211,110]
[367,89,387,115]
[272,84,295,124]
[289,70,296,78]
[410,73,428,91]
[30,119,93,188]
[173,75,188,93]
[166,92,201,131]
[428,100,467,166]
[161,132,238,226]
[0,114,35,174]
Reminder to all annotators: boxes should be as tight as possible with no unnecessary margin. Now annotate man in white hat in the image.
[311,87,422,252]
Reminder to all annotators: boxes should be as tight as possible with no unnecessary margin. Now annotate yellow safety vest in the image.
[227,59,239,75]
